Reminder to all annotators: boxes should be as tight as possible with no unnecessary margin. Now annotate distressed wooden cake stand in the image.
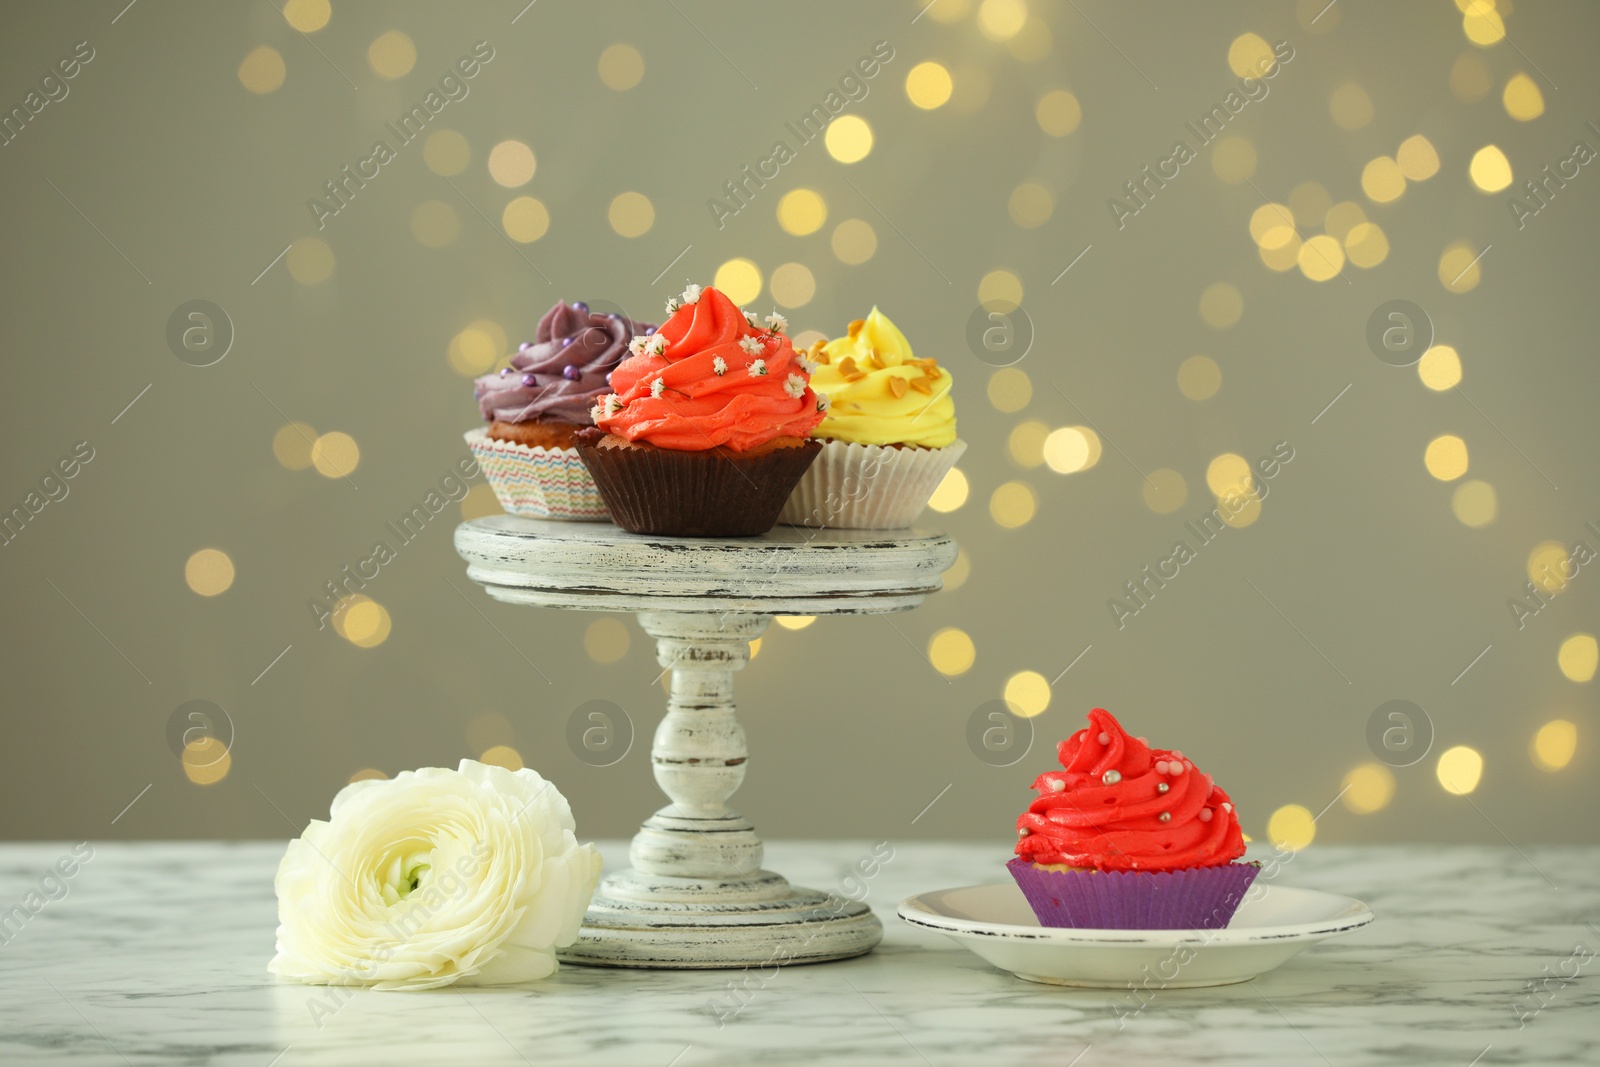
[455,516,956,969]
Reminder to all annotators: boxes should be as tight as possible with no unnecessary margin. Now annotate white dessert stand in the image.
[455,515,957,968]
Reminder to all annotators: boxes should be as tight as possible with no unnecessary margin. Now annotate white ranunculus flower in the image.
[268,759,602,991]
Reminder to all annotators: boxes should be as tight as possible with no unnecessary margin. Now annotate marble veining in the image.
[0,842,1595,1066]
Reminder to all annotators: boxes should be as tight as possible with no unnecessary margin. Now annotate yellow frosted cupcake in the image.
[779,307,965,530]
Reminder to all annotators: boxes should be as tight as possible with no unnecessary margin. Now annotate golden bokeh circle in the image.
[1558,634,1598,683]
[1267,804,1316,851]
[1341,763,1396,814]
[1035,89,1081,136]
[286,237,334,285]
[367,30,417,80]
[273,423,317,470]
[1451,479,1497,526]
[1142,469,1188,514]
[282,0,331,33]
[1007,421,1049,468]
[1503,72,1545,121]
[238,46,286,94]
[598,43,644,90]
[342,598,391,648]
[905,61,953,109]
[713,258,762,305]
[1436,745,1483,795]
[584,618,630,664]
[1424,434,1469,481]
[1007,181,1054,229]
[778,189,827,235]
[1298,235,1346,282]
[1329,83,1374,130]
[831,219,877,264]
[608,191,655,237]
[990,481,1037,528]
[1227,33,1276,79]
[1417,345,1463,391]
[182,737,232,785]
[977,0,1027,41]
[1397,134,1441,181]
[824,115,873,163]
[184,548,235,597]
[927,468,969,513]
[410,200,459,248]
[1532,720,1577,771]
[928,627,976,676]
[987,368,1032,413]
[1178,355,1222,400]
[502,197,550,243]
[1004,671,1051,718]
[311,431,360,478]
[1198,282,1242,328]
[423,130,471,176]
[488,140,537,188]
[1210,137,1256,184]
[978,269,1023,313]
[769,262,816,309]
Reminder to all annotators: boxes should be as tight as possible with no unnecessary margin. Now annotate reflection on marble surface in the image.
[0,841,1595,1065]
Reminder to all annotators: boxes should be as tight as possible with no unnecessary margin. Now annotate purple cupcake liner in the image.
[1006,857,1261,930]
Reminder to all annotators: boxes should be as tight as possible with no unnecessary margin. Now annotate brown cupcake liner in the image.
[573,431,821,537]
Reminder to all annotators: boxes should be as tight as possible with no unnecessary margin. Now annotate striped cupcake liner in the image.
[463,428,610,521]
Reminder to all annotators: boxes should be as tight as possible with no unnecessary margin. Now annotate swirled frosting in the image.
[808,307,956,448]
[1015,708,1247,872]
[593,284,825,452]
[474,302,653,426]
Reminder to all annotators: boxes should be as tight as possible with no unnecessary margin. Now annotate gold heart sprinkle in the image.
[888,376,909,398]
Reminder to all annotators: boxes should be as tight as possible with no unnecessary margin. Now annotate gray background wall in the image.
[1,0,1594,848]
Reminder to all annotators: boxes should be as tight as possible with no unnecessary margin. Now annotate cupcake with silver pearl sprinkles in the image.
[465,301,655,520]
[1007,707,1259,929]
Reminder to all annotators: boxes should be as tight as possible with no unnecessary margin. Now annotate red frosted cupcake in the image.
[1008,708,1259,929]
[574,283,825,537]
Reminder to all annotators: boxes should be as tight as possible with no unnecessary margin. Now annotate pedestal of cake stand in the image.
[455,516,957,968]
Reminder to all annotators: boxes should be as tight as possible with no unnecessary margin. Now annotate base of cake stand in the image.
[455,517,957,968]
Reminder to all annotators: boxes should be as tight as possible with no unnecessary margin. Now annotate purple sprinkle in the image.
[560,336,574,348]
[606,312,622,320]
[643,326,657,336]
[563,365,582,381]
[499,367,511,376]
[573,301,589,312]
[518,341,532,352]
[521,373,536,387]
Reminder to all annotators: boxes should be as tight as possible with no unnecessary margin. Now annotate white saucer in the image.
[897,881,1373,988]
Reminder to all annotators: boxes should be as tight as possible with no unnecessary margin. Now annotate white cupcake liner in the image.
[779,438,967,530]
[464,428,610,521]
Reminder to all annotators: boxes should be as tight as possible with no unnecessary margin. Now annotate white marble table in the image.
[0,842,1595,1066]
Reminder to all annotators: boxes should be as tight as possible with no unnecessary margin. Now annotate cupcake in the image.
[574,283,825,537]
[465,302,653,520]
[1008,708,1259,930]
[778,308,965,530]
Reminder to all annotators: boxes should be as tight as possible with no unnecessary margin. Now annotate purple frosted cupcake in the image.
[1009,707,1259,930]
[466,302,654,520]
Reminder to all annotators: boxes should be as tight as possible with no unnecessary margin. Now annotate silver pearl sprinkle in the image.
[1157,782,1170,794]
[1018,827,1030,837]
[1158,812,1172,823]
[1102,770,1122,785]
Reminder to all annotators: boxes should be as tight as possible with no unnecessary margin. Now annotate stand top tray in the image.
[455,516,958,615]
